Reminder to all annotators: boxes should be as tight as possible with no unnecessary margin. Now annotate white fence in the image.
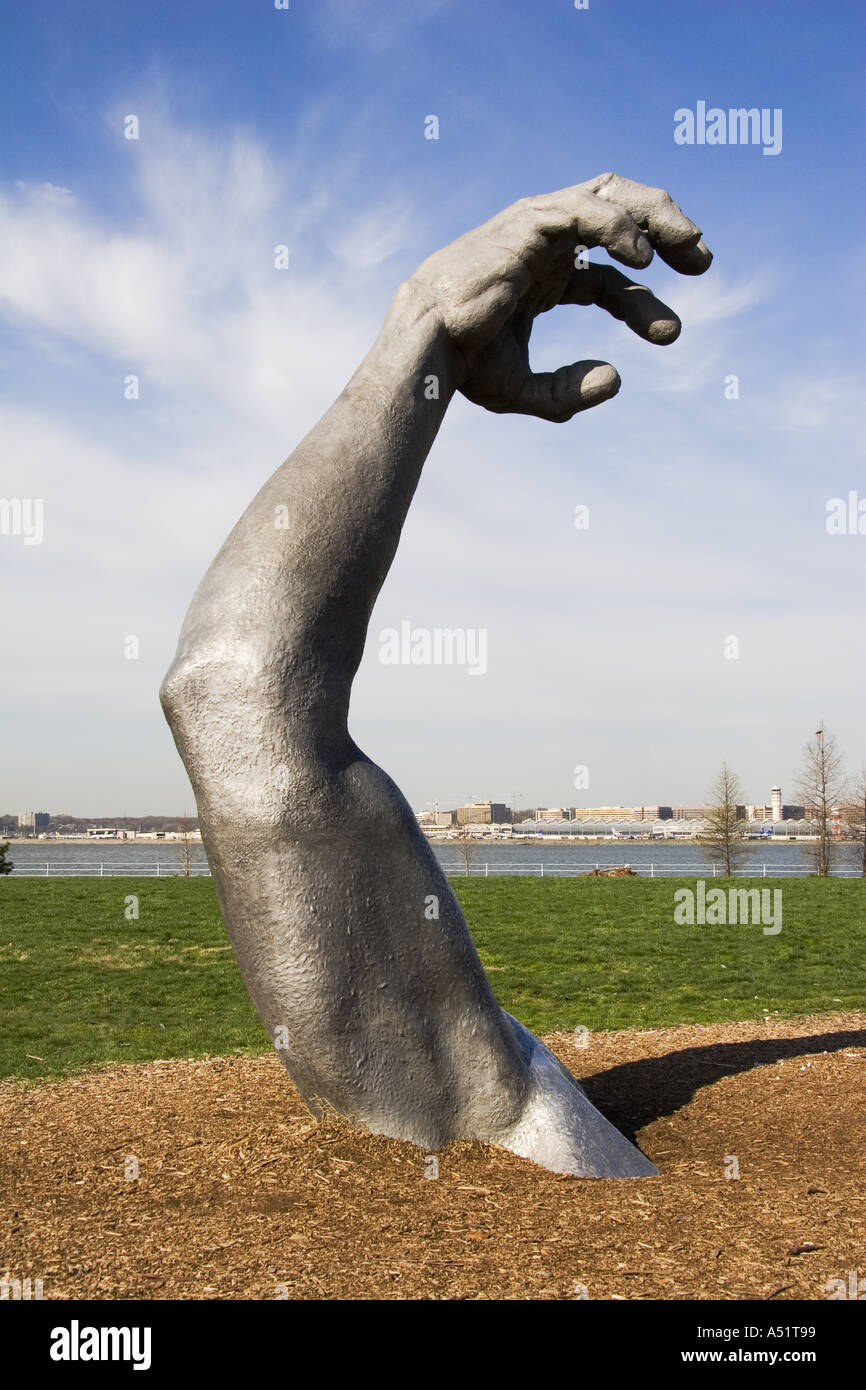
[11,862,212,877]
[437,861,862,878]
[9,859,862,878]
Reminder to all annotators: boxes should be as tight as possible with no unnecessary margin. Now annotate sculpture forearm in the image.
[166,281,460,732]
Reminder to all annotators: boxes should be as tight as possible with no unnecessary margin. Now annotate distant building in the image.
[456,802,509,825]
[417,810,457,827]
[572,806,673,823]
[749,786,802,821]
[17,812,49,835]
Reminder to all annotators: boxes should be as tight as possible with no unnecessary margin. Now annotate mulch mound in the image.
[2,1012,864,1301]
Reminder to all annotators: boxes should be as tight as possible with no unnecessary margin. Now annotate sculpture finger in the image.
[563,262,682,344]
[526,174,712,275]
[463,359,621,423]
[584,172,713,276]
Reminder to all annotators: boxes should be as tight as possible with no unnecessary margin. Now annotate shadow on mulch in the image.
[583,1028,866,1142]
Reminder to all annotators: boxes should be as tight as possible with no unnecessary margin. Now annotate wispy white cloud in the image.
[329,199,414,269]
[660,269,776,329]
[316,0,455,54]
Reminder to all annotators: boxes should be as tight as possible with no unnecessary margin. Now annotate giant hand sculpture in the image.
[161,174,712,1177]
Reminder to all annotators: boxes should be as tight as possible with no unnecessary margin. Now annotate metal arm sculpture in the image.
[161,173,712,1177]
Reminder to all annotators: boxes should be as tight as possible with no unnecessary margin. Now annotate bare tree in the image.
[453,826,480,877]
[701,761,749,876]
[795,722,846,876]
[174,817,196,877]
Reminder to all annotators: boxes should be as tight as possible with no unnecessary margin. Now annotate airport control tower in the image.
[771,786,782,822]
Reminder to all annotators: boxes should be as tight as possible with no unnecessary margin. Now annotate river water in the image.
[4,838,863,877]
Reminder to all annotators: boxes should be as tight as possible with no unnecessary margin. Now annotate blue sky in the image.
[1,0,864,816]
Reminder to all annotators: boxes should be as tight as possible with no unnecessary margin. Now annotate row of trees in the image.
[704,722,863,876]
[0,814,202,836]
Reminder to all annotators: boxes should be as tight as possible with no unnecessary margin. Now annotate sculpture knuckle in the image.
[610,209,632,235]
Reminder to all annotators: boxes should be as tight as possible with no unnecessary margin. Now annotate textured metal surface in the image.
[161,175,711,1176]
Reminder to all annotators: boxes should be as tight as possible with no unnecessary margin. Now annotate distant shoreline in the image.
[429,836,857,846]
[1,835,201,845]
[4,833,858,847]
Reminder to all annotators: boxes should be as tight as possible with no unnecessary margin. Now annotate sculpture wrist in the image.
[373,277,468,396]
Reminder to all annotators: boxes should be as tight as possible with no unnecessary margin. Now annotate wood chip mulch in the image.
[2,1012,864,1301]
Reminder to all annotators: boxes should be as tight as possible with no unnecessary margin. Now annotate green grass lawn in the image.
[0,876,863,1083]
